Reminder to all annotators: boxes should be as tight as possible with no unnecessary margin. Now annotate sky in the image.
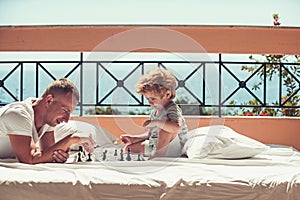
[0,0,299,26]
[0,0,299,113]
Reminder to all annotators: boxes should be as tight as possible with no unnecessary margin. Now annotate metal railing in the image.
[0,53,299,117]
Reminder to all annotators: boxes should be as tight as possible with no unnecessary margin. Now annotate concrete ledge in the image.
[1,25,299,54]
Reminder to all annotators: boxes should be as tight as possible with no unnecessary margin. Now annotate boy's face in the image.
[143,91,170,109]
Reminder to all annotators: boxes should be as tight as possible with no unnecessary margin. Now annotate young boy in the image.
[120,68,188,157]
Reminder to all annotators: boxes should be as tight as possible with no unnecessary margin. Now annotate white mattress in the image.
[1,146,300,200]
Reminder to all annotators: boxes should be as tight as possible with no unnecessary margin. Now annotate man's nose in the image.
[63,113,70,123]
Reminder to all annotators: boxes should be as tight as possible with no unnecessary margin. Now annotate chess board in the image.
[69,146,146,163]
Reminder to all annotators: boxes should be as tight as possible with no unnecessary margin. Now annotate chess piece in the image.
[77,146,85,162]
[77,151,82,162]
[102,150,107,161]
[120,149,124,161]
[137,153,141,161]
[78,146,87,162]
[114,149,118,160]
[79,146,84,154]
[126,148,131,161]
[86,153,92,161]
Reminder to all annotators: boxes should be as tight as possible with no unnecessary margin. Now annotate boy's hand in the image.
[143,120,153,131]
[120,135,132,144]
[143,117,167,130]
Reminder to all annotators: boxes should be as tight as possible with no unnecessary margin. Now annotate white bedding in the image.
[1,146,300,200]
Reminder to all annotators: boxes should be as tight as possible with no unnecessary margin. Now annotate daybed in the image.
[1,116,299,200]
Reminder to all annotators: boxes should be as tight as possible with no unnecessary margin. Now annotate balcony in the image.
[0,25,299,150]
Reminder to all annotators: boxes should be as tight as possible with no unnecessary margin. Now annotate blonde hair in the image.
[136,68,177,99]
[42,78,80,102]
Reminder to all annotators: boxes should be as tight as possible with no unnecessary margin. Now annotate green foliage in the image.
[175,96,217,116]
[85,106,121,115]
[239,54,300,116]
[86,106,152,115]
[128,108,151,115]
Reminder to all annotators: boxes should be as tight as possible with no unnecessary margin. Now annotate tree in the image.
[85,106,121,115]
[240,54,300,116]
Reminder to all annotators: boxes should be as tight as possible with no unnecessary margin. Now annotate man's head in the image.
[41,78,79,126]
[42,78,79,102]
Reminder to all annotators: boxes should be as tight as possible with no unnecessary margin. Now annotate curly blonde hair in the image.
[136,68,177,99]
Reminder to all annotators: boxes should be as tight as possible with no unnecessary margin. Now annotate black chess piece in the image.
[77,146,84,162]
[78,146,88,161]
[79,146,84,154]
[120,149,124,161]
[126,148,131,161]
[102,150,107,161]
[114,149,118,160]
[77,151,82,162]
[86,153,92,161]
[137,153,141,161]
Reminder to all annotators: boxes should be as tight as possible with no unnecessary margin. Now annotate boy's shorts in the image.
[143,134,182,157]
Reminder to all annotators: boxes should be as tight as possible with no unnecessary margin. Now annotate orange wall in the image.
[71,116,300,150]
[1,25,300,55]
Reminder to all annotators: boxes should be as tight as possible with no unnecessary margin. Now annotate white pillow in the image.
[54,120,117,150]
[183,125,269,159]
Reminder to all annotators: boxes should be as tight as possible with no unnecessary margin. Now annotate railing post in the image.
[263,64,267,106]
[35,63,39,98]
[202,62,206,108]
[218,54,222,117]
[279,64,282,107]
[20,63,23,101]
[80,52,83,116]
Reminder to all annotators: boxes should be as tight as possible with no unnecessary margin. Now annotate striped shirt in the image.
[148,101,188,156]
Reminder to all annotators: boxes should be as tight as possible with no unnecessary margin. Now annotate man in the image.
[0,78,95,164]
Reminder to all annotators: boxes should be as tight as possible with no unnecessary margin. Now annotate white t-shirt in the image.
[54,120,117,149]
[0,98,53,158]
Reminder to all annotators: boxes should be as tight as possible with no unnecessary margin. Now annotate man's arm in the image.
[39,131,55,151]
[39,131,69,163]
[9,134,91,164]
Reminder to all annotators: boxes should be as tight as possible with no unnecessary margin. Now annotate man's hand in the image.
[72,135,96,153]
[52,148,70,163]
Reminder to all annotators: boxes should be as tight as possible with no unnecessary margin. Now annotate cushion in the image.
[182,125,269,159]
[54,120,118,150]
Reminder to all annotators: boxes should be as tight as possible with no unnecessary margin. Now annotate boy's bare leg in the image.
[154,129,175,157]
